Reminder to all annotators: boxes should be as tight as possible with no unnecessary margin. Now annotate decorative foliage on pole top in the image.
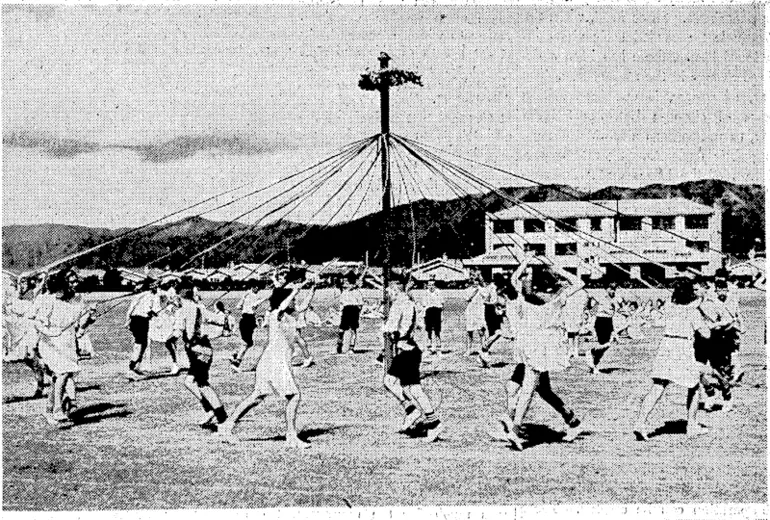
[358,53,423,91]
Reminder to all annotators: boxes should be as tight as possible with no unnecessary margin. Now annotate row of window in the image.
[493,240,710,255]
[492,215,709,234]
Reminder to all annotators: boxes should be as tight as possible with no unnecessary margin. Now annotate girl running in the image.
[148,280,182,374]
[464,274,486,356]
[3,276,46,397]
[504,257,585,451]
[34,271,96,425]
[125,279,160,376]
[216,278,312,448]
[632,278,714,440]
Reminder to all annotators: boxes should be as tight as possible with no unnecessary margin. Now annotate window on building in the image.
[619,217,642,231]
[685,215,709,229]
[523,243,546,256]
[590,217,603,231]
[554,218,577,232]
[652,216,675,230]
[555,243,577,256]
[686,240,709,252]
[523,219,545,233]
[492,220,516,234]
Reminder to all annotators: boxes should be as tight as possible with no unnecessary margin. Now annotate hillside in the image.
[2,179,764,271]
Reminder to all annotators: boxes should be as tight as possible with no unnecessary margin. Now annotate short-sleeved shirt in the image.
[239,291,261,315]
[173,301,205,342]
[594,291,618,318]
[340,288,364,307]
[423,289,444,309]
[664,302,707,340]
[482,284,498,306]
[384,293,417,349]
[128,292,157,318]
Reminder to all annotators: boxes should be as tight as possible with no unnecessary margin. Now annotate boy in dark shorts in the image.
[382,271,445,442]
[125,278,159,376]
[337,272,364,354]
[422,277,445,355]
[231,280,262,368]
[174,286,227,429]
[708,281,743,412]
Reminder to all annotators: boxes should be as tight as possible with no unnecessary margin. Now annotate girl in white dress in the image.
[464,274,486,356]
[504,256,585,451]
[148,280,182,374]
[633,278,714,440]
[217,278,313,448]
[34,271,96,424]
[3,276,47,397]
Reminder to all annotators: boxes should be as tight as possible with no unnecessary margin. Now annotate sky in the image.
[2,4,764,228]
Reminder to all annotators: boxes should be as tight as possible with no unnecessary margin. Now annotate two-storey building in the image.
[466,198,722,282]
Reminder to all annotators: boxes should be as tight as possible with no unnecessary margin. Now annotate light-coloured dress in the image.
[465,287,486,332]
[650,302,706,388]
[519,296,569,373]
[36,297,83,374]
[252,310,299,397]
[563,289,588,334]
[3,293,38,361]
[501,297,527,366]
[149,290,179,343]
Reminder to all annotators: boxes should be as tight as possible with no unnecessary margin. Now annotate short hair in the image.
[45,271,70,295]
[215,301,226,312]
[269,288,293,310]
[671,278,697,305]
[388,269,409,287]
[180,287,195,301]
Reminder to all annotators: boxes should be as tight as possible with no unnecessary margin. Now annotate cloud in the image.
[3,131,295,163]
[124,135,296,163]
[3,131,100,158]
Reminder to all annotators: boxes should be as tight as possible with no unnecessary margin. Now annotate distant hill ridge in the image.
[2,179,764,271]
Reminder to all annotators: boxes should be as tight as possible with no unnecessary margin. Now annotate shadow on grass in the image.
[3,393,45,404]
[239,425,350,443]
[482,422,590,448]
[75,383,101,392]
[648,419,687,438]
[70,402,133,425]
[598,367,634,374]
[127,371,185,382]
[421,369,464,380]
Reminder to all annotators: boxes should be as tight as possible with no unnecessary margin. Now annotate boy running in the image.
[383,271,445,442]
[231,280,261,369]
[422,277,445,355]
[337,272,364,354]
[174,286,228,430]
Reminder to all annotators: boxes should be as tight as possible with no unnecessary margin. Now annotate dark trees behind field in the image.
[2,179,764,271]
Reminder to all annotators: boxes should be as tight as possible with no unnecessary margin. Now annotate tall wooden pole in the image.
[379,52,394,370]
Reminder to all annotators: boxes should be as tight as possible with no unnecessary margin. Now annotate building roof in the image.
[492,198,713,220]
[410,258,470,282]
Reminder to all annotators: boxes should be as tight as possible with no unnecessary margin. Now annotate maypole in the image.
[359,52,422,370]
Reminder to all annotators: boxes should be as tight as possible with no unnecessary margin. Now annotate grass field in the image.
[2,289,766,510]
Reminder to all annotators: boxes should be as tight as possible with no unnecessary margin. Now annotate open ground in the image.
[2,289,766,509]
